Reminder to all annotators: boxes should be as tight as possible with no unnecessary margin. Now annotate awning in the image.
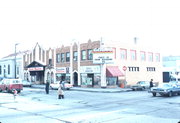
[106,66,124,77]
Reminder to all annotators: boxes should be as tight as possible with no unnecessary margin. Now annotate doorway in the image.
[73,72,78,86]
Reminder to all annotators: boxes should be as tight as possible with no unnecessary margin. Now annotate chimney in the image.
[134,37,137,44]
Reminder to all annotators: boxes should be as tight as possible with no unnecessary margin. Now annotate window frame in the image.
[56,53,61,63]
[140,51,146,61]
[73,51,78,61]
[130,50,137,61]
[120,48,127,60]
[148,52,153,62]
[87,49,93,60]
[81,50,86,60]
[61,53,65,62]
[66,52,70,62]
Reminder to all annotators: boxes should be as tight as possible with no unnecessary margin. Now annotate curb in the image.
[30,85,132,93]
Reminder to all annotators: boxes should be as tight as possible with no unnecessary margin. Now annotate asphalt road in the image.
[0,87,180,123]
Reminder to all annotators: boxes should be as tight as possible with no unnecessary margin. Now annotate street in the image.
[0,87,180,123]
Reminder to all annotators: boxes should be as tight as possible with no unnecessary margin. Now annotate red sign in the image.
[123,66,127,71]
[28,67,44,71]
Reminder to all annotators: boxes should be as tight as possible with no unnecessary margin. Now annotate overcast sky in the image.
[0,0,180,58]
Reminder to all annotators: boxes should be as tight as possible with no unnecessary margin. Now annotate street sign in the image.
[123,66,127,71]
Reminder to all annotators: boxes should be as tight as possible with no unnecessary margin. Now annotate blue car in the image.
[150,83,180,97]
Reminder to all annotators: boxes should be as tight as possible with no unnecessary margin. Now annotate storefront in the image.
[106,66,124,86]
[26,61,45,84]
[56,67,70,83]
[80,66,101,87]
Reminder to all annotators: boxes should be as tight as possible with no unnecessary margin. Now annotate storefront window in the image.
[56,74,61,82]
[94,74,101,85]
[107,77,117,85]
[81,74,88,85]
[65,74,70,82]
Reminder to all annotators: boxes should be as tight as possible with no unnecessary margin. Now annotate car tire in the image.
[168,92,173,97]
[152,93,156,97]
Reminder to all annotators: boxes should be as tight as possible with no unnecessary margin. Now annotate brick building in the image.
[22,40,162,87]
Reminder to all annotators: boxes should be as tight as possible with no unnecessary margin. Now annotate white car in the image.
[131,81,150,91]
[50,81,73,90]
[50,82,60,90]
[22,80,32,87]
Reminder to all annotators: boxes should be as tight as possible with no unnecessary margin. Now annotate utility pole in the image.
[14,43,19,79]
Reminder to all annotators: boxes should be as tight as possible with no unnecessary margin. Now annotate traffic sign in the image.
[123,66,127,71]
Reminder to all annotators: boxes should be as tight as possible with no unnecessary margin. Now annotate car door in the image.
[0,80,6,91]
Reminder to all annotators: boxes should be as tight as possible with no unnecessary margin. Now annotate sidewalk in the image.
[31,84,132,93]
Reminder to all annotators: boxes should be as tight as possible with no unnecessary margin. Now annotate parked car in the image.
[0,79,23,93]
[22,80,32,87]
[50,82,59,90]
[50,81,73,90]
[0,80,6,92]
[169,81,180,87]
[149,83,180,97]
[131,81,150,91]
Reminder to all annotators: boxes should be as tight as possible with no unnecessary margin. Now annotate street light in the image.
[14,43,19,79]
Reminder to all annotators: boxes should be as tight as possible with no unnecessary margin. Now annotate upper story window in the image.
[81,50,86,60]
[155,53,160,62]
[87,49,93,60]
[130,50,136,61]
[66,52,70,62]
[17,66,19,75]
[8,64,10,75]
[73,51,78,61]
[39,47,41,60]
[112,48,116,59]
[49,59,52,65]
[140,51,146,61]
[61,53,65,62]
[120,48,127,60]
[0,65,1,75]
[56,53,60,63]
[148,52,153,62]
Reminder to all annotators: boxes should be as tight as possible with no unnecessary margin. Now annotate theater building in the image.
[23,43,55,84]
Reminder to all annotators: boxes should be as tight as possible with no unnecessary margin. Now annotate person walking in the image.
[13,89,18,101]
[58,84,64,99]
[149,79,154,88]
[45,81,50,94]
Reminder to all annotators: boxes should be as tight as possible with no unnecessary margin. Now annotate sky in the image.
[0,0,180,58]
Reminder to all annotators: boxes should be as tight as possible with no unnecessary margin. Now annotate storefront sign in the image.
[92,49,114,64]
[56,67,70,73]
[28,67,44,71]
[80,66,100,73]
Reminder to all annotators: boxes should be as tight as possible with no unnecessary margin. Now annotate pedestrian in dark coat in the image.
[149,79,154,88]
[45,81,50,94]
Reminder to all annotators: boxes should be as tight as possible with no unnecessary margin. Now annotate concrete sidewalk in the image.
[31,84,132,93]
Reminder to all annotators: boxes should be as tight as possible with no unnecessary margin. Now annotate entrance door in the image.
[73,72,78,86]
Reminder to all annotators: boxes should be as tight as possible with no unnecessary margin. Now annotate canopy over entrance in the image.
[106,66,124,77]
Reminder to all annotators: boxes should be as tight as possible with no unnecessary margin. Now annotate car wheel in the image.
[143,87,146,90]
[152,93,156,97]
[168,92,173,97]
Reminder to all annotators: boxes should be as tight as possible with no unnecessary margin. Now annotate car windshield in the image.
[158,84,171,88]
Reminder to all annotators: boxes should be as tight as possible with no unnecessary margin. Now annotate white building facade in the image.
[0,52,25,79]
